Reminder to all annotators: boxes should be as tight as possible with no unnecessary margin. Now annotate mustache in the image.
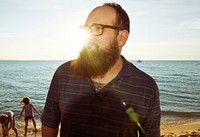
[72,37,120,77]
[82,41,114,63]
[82,40,99,53]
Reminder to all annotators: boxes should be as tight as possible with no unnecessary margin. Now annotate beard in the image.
[73,37,120,78]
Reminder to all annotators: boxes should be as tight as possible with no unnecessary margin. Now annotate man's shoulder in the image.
[55,60,73,74]
[122,59,156,84]
[54,60,83,78]
[121,59,159,96]
[58,60,72,69]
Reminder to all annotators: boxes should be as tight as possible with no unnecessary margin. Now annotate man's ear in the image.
[117,30,129,48]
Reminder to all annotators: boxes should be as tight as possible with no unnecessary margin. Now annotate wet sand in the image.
[0,119,42,137]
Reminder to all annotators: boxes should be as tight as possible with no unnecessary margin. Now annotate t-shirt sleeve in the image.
[41,71,61,128]
[140,82,161,137]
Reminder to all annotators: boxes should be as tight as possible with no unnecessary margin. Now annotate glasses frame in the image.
[80,23,122,36]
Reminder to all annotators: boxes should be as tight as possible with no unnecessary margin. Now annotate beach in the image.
[161,115,200,137]
[1,115,200,137]
[0,119,41,137]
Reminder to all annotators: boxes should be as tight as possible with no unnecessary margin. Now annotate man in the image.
[0,111,18,137]
[41,2,160,137]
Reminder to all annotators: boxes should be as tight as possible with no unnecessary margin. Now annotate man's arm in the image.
[42,124,58,137]
[140,83,161,137]
[41,68,61,136]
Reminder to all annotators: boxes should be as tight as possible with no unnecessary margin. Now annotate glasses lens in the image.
[90,24,103,36]
[80,25,101,36]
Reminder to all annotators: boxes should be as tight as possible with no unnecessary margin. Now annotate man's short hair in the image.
[103,2,130,33]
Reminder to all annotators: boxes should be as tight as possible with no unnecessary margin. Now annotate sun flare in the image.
[67,27,89,58]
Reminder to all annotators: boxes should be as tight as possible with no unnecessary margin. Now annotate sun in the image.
[67,27,88,59]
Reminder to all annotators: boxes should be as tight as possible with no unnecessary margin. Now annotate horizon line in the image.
[0,59,200,61]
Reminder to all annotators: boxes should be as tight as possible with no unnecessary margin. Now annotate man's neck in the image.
[91,56,123,84]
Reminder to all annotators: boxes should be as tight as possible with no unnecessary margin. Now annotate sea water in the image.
[0,60,200,117]
[134,60,200,114]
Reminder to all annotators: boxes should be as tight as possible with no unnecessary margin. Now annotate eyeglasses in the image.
[80,23,121,36]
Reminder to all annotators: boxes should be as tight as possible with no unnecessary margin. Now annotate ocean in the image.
[0,60,200,118]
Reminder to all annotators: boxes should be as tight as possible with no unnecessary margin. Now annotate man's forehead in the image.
[85,6,116,26]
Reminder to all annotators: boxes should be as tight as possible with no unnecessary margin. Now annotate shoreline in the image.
[0,119,42,137]
[161,117,200,136]
[161,111,200,136]
[0,115,200,137]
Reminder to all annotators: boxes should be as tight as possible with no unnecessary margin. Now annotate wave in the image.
[170,74,189,77]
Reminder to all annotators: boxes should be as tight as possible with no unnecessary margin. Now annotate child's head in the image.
[21,96,30,105]
[0,114,8,124]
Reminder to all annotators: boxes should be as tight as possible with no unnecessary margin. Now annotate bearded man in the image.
[41,2,160,137]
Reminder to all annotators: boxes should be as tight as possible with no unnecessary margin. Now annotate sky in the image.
[0,0,200,60]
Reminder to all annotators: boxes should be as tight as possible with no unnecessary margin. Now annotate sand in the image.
[1,116,200,137]
[161,115,200,137]
[0,119,41,137]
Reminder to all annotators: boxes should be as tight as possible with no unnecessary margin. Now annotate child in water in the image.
[0,110,18,137]
[19,96,41,136]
